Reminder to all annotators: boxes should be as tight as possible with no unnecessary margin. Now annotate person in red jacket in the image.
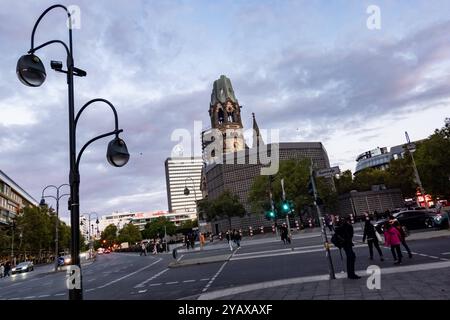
[384,222,403,265]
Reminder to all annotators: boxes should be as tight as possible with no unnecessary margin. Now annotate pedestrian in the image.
[389,215,413,258]
[325,214,334,232]
[334,216,361,279]
[140,242,147,256]
[4,261,11,277]
[0,263,4,278]
[384,222,403,264]
[209,233,213,243]
[185,234,190,250]
[280,223,288,244]
[362,216,384,261]
[199,233,205,250]
[226,230,234,251]
[190,233,196,250]
[233,229,241,248]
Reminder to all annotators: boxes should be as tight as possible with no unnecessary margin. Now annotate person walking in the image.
[4,261,11,277]
[0,263,4,278]
[280,223,288,244]
[140,242,147,256]
[233,229,241,248]
[389,215,413,258]
[226,230,234,251]
[384,222,403,264]
[335,216,361,279]
[199,233,205,250]
[362,216,384,261]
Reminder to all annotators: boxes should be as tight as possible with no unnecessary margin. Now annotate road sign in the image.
[316,166,340,178]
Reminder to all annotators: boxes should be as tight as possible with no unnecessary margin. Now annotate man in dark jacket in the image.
[336,216,361,279]
[363,216,384,261]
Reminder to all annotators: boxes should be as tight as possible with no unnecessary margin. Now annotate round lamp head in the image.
[39,198,46,207]
[107,137,130,167]
[184,187,190,196]
[16,54,46,87]
[96,219,99,224]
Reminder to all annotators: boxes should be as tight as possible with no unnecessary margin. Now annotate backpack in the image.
[331,228,345,248]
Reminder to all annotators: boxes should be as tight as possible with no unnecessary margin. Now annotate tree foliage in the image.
[118,223,142,244]
[200,190,246,228]
[141,217,177,239]
[100,224,118,246]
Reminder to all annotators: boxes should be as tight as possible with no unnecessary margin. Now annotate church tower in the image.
[208,75,245,154]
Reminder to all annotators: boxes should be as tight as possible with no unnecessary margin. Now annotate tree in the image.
[385,153,416,198]
[141,217,176,240]
[249,159,314,219]
[334,170,355,195]
[414,123,450,199]
[100,224,118,247]
[176,219,198,234]
[206,190,247,229]
[118,223,142,244]
[353,168,389,191]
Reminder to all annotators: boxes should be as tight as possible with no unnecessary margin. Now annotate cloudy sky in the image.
[1,0,449,223]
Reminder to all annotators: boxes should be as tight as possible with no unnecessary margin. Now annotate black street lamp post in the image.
[17,5,129,300]
[40,184,70,272]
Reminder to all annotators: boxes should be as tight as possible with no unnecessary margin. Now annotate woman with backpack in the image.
[384,222,403,265]
[362,216,384,261]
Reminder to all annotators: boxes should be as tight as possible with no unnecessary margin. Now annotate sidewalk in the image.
[197,260,450,300]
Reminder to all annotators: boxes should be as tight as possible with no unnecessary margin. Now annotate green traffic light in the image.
[282,203,289,211]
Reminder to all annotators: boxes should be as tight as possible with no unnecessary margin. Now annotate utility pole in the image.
[281,178,294,250]
[310,160,336,280]
[268,175,278,237]
[405,131,428,209]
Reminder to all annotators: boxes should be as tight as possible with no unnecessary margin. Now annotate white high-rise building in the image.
[165,157,203,221]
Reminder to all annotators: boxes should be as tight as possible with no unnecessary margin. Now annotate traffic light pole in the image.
[268,175,278,237]
[281,179,294,251]
[310,162,336,280]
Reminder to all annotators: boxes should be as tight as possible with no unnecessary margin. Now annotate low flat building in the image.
[130,211,192,230]
[0,169,38,226]
[338,188,404,218]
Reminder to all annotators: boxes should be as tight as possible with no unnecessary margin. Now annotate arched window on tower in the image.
[218,107,224,125]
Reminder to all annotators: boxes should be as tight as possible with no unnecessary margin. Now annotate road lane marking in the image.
[201,248,240,293]
[183,280,196,283]
[85,289,95,292]
[54,293,65,296]
[87,279,96,282]
[200,278,210,281]
[134,267,168,288]
[149,283,162,286]
[231,244,366,261]
[441,252,450,255]
[177,254,185,262]
[8,298,21,300]
[24,296,35,299]
[418,254,427,257]
[197,260,450,300]
[38,295,50,298]
[166,281,178,285]
[98,258,162,289]
[138,290,147,293]
[429,256,439,259]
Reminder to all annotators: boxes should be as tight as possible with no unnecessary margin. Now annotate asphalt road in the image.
[0,232,449,300]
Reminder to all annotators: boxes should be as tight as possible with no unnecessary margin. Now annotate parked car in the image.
[11,261,34,274]
[374,210,448,234]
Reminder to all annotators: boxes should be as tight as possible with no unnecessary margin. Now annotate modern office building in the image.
[0,169,38,226]
[165,157,203,222]
[354,141,424,174]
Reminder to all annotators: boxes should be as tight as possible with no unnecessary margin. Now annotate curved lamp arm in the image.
[30,4,73,54]
[42,184,59,199]
[75,99,123,171]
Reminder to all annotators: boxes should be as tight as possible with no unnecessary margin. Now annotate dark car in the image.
[374,210,447,234]
[11,261,34,274]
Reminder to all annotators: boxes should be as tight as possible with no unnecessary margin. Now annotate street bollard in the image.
[308,218,313,228]
[239,229,243,237]
[350,214,355,224]
[295,220,300,231]
[260,226,264,234]
[249,226,253,237]
[272,225,275,233]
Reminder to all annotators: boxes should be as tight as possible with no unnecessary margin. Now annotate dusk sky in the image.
[1,0,449,224]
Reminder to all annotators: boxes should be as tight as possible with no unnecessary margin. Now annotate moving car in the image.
[374,210,448,234]
[11,261,34,274]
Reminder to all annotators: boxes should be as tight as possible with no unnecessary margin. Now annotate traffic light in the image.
[265,209,276,220]
[281,200,292,215]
